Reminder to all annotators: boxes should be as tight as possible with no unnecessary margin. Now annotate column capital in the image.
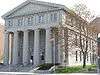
[23,30,29,32]
[13,31,18,33]
[4,31,9,34]
[33,27,40,31]
[45,27,52,30]
[4,32,9,39]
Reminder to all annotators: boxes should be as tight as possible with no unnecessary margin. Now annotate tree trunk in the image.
[64,28,69,66]
[83,53,86,68]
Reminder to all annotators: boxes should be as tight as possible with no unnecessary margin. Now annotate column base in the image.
[3,60,9,65]
[23,62,30,66]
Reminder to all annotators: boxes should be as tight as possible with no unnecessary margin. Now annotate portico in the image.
[4,27,60,66]
[2,0,65,66]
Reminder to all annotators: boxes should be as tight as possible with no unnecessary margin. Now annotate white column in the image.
[12,31,18,65]
[23,30,29,66]
[34,29,40,66]
[3,32,9,65]
[45,28,52,63]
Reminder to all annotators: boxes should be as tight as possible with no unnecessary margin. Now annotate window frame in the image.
[50,13,57,22]
[38,14,44,23]
[27,17,32,26]
[18,18,23,26]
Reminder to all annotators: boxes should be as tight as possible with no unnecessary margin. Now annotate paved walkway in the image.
[0,65,99,75]
[0,72,98,75]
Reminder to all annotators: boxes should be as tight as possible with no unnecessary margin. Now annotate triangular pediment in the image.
[2,0,67,18]
[10,2,57,17]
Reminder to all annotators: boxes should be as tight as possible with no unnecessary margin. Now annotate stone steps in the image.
[0,64,34,72]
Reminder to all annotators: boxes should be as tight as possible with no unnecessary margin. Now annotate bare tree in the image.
[51,3,97,68]
[71,3,96,68]
[72,3,95,22]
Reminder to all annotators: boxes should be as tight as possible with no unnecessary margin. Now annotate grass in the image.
[55,64,97,73]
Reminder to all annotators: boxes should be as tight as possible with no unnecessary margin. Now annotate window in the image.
[82,38,85,47]
[38,15,44,23]
[8,21,11,26]
[54,13,57,21]
[28,17,32,26]
[18,18,22,26]
[75,34,78,46]
[89,40,91,50]
[76,51,78,61]
[80,51,82,61]
[50,13,57,22]
[90,53,91,61]
[50,14,53,21]
[8,20,12,26]
[18,51,20,56]
[87,53,88,61]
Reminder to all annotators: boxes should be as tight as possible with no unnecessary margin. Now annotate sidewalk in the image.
[0,72,98,75]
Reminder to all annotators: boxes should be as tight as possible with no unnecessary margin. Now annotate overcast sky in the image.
[0,0,100,24]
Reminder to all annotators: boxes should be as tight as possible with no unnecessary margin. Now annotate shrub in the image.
[38,63,54,70]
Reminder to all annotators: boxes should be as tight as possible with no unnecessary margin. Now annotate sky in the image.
[0,0,100,24]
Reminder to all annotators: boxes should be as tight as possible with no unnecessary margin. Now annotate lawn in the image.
[55,65,97,73]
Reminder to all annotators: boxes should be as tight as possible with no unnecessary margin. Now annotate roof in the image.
[90,17,100,24]
[2,0,70,19]
[90,17,100,33]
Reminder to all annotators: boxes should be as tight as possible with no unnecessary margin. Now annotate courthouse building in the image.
[2,0,97,66]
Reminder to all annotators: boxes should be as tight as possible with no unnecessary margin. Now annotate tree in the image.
[71,3,96,68]
[51,2,97,69]
[72,3,95,22]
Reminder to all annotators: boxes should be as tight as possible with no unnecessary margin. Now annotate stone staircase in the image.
[0,64,54,74]
[16,64,34,72]
[0,64,34,72]
[33,70,51,74]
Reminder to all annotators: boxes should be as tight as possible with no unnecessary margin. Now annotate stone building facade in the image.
[2,0,97,66]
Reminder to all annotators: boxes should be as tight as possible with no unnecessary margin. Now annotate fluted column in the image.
[12,31,18,65]
[45,28,52,63]
[34,29,40,66]
[3,32,9,65]
[23,30,29,66]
